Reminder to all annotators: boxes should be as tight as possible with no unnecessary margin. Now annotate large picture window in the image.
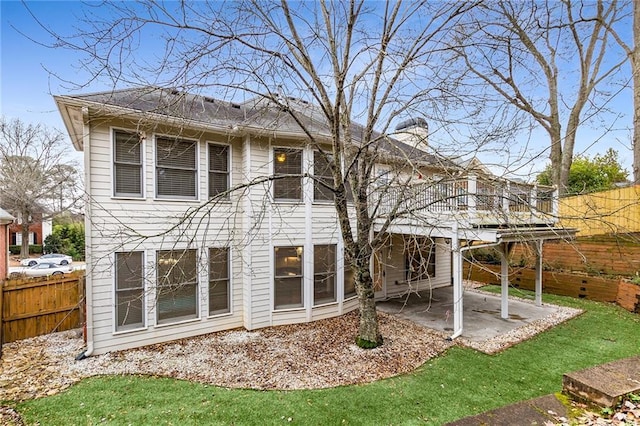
[313,151,333,202]
[156,137,197,199]
[209,143,229,199]
[209,247,230,315]
[156,249,198,324]
[115,251,145,331]
[274,246,303,309]
[405,238,436,282]
[314,244,336,305]
[113,130,143,197]
[273,148,302,201]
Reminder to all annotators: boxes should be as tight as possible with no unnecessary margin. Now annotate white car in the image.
[20,253,73,267]
[17,262,73,278]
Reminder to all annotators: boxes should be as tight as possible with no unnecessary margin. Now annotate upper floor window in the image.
[115,251,145,331]
[156,137,197,199]
[156,249,198,324]
[209,143,229,199]
[313,151,334,202]
[273,148,302,201]
[113,130,143,197]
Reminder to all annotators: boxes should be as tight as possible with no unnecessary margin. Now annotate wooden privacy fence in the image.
[464,263,640,313]
[1,272,85,345]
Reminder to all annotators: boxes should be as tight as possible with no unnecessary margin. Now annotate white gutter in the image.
[78,106,95,359]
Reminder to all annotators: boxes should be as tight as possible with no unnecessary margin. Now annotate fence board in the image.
[464,263,619,303]
[2,272,85,343]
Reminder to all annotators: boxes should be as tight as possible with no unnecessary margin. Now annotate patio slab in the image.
[377,285,572,344]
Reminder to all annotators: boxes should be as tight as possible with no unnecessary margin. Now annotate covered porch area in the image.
[447,226,577,340]
[377,284,581,352]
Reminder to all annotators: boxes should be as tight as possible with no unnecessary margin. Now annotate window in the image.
[114,130,143,197]
[209,144,229,199]
[115,252,145,331]
[314,245,336,305]
[156,249,198,324]
[156,137,197,199]
[313,151,333,202]
[344,251,356,298]
[274,246,303,309]
[273,148,302,201]
[405,238,436,282]
[209,247,230,315]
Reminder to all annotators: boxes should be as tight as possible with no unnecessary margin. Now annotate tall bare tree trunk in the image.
[20,224,30,258]
[633,0,640,184]
[353,253,382,348]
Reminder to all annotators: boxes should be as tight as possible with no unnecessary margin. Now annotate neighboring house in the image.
[0,207,15,279]
[55,87,574,356]
[8,212,52,248]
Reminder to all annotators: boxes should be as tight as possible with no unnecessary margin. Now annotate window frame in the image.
[313,151,334,202]
[404,238,436,282]
[155,135,199,200]
[208,247,231,316]
[112,128,144,198]
[273,246,304,310]
[273,147,303,202]
[313,244,337,306]
[114,251,146,332]
[208,142,230,200]
[343,249,357,299]
[156,249,199,325]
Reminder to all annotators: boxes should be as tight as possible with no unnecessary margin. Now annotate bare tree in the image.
[449,0,630,195]
[0,117,82,257]
[33,0,517,348]
[602,1,640,183]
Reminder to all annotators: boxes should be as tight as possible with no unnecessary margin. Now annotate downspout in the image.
[76,106,94,360]
[448,238,503,340]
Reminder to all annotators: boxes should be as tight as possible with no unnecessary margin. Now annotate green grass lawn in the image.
[12,289,640,425]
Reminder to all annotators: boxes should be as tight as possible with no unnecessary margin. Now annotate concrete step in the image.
[562,356,640,408]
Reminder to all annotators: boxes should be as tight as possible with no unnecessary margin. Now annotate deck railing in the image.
[375,176,557,220]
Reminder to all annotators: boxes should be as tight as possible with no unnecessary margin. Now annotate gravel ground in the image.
[0,293,581,405]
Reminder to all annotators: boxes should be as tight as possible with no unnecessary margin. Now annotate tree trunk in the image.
[20,225,30,258]
[633,0,640,184]
[354,253,382,348]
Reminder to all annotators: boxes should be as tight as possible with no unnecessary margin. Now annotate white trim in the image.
[304,148,313,320]
[153,133,200,202]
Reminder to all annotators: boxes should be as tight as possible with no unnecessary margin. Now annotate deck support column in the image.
[499,242,513,320]
[535,240,544,306]
[451,226,463,339]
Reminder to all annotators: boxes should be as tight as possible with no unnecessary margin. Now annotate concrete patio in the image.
[377,285,573,344]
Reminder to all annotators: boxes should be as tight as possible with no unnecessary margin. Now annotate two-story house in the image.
[55,87,573,356]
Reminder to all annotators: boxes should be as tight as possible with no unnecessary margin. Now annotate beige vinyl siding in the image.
[311,303,340,321]
[272,309,308,327]
[86,122,247,354]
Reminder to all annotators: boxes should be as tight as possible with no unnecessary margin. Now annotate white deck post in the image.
[535,240,544,306]
[451,226,463,338]
[500,243,509,319]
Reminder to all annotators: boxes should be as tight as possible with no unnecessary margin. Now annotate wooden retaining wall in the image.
[1,272,85,344]
[506,235,640,277]
[464,263,639,312]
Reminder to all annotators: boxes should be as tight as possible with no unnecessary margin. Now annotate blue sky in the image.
[0,1,636,177]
